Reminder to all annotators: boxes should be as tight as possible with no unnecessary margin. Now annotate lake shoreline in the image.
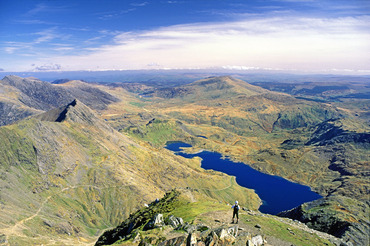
[165,141,322,215]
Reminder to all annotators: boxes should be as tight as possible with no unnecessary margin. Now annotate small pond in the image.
[165,141,322,215]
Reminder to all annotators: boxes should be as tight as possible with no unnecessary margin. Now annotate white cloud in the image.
[33,63,62,71]
[6,15,370,74]
[131,2,149,7]
[4,47,18,54]
[34,27,63,43]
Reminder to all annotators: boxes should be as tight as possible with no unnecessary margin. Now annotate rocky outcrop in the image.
[278,195,369,246]
[96,191,269,246]
[151,87,193,99]
[157,224,244,246]
[33,99,106,126]
[95,190,181,245]
[305,120,370,146]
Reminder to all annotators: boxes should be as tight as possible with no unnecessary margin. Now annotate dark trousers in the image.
[233,210,238,220]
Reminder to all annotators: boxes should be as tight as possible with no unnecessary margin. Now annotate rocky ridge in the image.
[0,75,119,126]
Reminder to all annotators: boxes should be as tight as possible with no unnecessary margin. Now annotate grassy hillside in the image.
[0,100,260,245]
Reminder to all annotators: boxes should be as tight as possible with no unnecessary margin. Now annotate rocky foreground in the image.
[95,190,350,246]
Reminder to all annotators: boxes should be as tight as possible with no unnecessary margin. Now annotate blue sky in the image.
[0,0,369,74]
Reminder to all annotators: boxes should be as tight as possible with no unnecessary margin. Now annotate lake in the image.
[165,141,322,215]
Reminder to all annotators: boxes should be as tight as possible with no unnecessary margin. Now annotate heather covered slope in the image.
[0,99,259,245]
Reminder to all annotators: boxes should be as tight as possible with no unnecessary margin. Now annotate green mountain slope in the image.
[0,99,259,245]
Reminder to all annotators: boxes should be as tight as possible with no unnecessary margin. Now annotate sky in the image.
[0,0,370,74]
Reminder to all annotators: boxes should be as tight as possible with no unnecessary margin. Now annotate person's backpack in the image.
[234,205,239,213]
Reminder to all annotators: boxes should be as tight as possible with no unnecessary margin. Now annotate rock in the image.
[227,225,239,237]
[247,240,255,246]
[196,241,206,246]
[234,231,252,246]
[139,241,153,246]
[216,228,228,240]
[43,220,54,228]
[145,214,165,230]
[55,222,74,236]
[255,224,262,229]
[183,223,197,233]
[214,227,236,245]
[196,224,210,232]
[251,235,264,246]
[187,232,197,246]
[205,231,219,246]
[340,242,354,246]
[0,234,7,244]
[287,227,295,235]
[133,233,141,244]
[165,215,184,229]
[158,236,187,246]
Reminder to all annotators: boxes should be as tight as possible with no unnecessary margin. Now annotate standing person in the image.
[231,201,240,223]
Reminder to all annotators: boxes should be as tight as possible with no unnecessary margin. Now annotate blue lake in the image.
[165,141,322,215]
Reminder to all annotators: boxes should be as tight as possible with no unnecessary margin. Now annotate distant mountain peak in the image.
[33,99,100,125]
[148,76,268,99]
[55,99,77,122]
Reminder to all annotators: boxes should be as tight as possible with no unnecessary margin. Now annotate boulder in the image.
[187,232,198,245]
[144,214,165,230]
[165,215,184,229]
[251,235,264,246]
[205,231,219,246]
[183,223,197,233]
[227,225,239,237]
[158,235,187,246]
[213,227,236,245]
[234,231,252,246]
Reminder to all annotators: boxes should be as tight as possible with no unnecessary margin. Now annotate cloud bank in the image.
[3,12,370,74]
[44,15,369,74]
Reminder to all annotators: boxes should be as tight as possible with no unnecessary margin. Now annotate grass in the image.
[240,213,335,246]
[170,201,229,223]
[129,101,146,108]
[124,119,188,146]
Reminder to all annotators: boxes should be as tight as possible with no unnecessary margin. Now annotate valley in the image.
[0,75,368,245]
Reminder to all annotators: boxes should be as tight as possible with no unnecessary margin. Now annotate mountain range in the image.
[0,75,368,245]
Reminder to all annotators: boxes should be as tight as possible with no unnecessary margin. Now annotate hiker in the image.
[231,201,240,223]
